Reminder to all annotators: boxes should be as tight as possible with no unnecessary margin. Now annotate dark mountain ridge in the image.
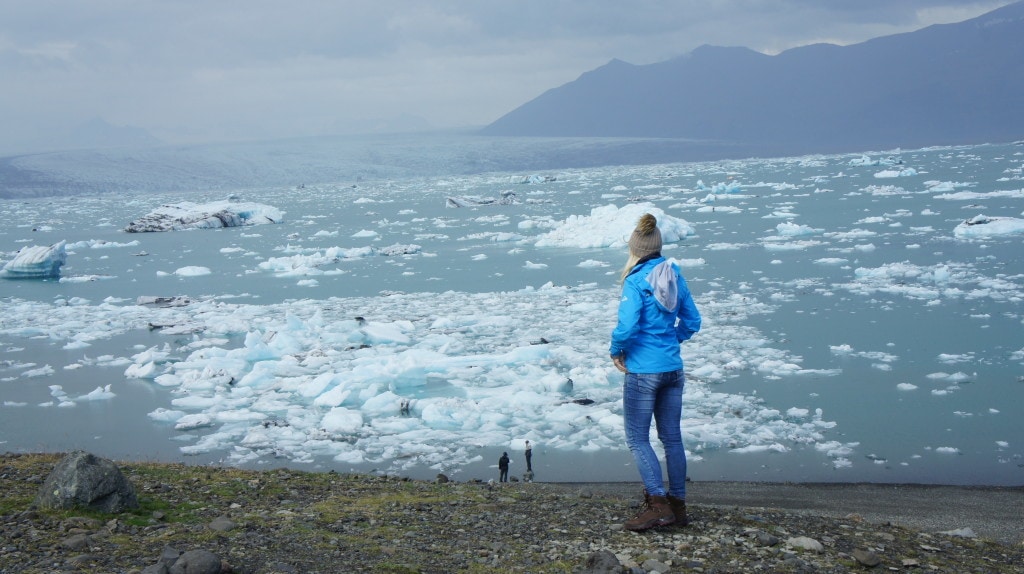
[481,1,1024,156]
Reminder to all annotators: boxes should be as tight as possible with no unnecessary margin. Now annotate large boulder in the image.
[33,451,139,513]
[168,549,223,574]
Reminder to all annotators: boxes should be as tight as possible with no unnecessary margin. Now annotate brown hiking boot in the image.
[667,495,689,526]
[624,493,675,531]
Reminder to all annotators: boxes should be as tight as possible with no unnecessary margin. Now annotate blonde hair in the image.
[620,253,641,281]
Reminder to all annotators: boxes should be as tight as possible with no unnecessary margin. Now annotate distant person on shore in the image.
[524,440,533,472]
[498,452,510,483]
[610,213,702,532]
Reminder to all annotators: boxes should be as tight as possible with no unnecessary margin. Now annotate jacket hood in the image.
[644,259,678,313]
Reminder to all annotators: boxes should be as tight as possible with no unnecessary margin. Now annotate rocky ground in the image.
[1,452,1022,573]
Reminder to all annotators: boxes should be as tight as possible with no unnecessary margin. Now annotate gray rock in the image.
[33,451,138,513]
[208,515,236,532]
[786,536,824,553]
[641,558,671,573]
[577,549,622,574]
[60,533,91,550]
[159,545,183,567]
[756,531,780,546]
[853,548,882,567]
[168,549,222,574]
[67,554,99,567]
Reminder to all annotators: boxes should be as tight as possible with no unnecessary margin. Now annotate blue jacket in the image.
[609,256,701,374]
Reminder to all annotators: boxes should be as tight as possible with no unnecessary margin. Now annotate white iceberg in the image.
[774,222,822,237]
[1,241,67,279]
[509,174,555,184]
[953,214,1024,239]
[445,191,518,208]
[534,203,694,249]
[874,167,917,178]
[124,198,284,232]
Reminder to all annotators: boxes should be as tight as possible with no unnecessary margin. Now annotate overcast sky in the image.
[0,0,1014,154]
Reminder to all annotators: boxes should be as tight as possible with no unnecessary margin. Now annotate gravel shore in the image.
[2,453,1022,573]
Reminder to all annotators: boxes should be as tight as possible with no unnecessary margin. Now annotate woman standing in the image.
[610,213,701,531]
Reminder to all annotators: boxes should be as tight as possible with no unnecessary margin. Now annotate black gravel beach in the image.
[1,452,1021,573]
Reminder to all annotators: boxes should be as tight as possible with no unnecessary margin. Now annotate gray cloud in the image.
[0,0,1013,153]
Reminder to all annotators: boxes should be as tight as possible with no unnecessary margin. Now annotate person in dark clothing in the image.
[524,440,533,471]
[498,452,510,482]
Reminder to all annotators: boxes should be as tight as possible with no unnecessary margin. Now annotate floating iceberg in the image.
[124,198,284,232]
[954,214,1024,239]
[848,154,903,167]
[534,203,694,249]
[1,241,67,279]
[445,191,517,208]
[874,167,917,178]
[695,179,743,194]
[509,174,556,184]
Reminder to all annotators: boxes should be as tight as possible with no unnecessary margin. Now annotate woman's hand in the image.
[611,354,627,373]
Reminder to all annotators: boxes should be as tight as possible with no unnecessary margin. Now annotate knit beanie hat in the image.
[628,213,663,258]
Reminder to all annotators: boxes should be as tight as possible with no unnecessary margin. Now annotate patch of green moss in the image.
[374,563,424,574]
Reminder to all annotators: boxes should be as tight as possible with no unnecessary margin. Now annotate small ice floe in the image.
[46,385,75,408]
[58,275,115,283]
[774,222,822,237]
[695,179,743,194]
[925,181,958,193]
[375,244,422,256]
[874,168,917,178]
[953,214,1024,239]
[1,241,67,279]
[849,154,903,167]
[136,296,193,307]
[124,197,284,232]
[445,191,517,207]
[935,189,1023,200]
[815,257,848,266]
[78,384,115,401]
[21,365,55,378]
[66,239,140,250]
[509,174,556,184]
[174,266,212,277]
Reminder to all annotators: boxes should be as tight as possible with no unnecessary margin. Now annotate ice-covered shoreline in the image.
[2,280,846,476]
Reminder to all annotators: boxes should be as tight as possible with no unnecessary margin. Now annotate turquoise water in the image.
[1,138,1022,485]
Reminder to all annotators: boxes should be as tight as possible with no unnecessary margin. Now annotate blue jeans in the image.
[623,370,687,499]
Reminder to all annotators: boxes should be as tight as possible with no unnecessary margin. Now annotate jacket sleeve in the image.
[609,281,642,357]
[675,276,701,342]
